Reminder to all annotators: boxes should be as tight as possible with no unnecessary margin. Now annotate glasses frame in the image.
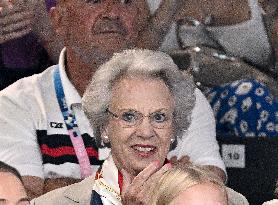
[106,108,173,129]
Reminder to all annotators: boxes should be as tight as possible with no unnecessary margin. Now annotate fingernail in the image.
[153,160,160,167]
[166,163,172,169]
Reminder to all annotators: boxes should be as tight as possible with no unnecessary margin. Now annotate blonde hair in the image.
[151,165,228,205]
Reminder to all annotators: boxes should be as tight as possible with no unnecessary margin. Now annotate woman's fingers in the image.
[134,163,172,204]
[0,9,33,43]
[121,161,161,205]
[0,27,31,43]
[139,163,172,192]
[121,161,172,205]
[121,169,133,194]
[0,10,33,25]
[130,161,160,186]
[2,17,32,33]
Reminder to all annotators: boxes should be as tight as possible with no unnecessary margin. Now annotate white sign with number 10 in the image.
[222,144,245,168]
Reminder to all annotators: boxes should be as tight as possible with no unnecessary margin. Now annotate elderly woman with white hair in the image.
[31,49,247,205]
[31,49,195,204]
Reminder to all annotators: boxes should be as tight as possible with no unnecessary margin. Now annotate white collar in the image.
[102,155,121,194]
[93,155,122,205]
[58,47,82,108]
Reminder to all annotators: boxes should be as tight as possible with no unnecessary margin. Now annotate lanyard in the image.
[53,66,92,178]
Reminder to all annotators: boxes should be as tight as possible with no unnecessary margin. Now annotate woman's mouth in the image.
[131,145,157,157]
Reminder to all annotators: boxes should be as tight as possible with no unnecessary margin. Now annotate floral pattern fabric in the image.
[205,79,278,137]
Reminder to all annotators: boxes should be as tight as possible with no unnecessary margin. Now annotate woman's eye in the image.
[152,113,166,123]
[122,112,137,123]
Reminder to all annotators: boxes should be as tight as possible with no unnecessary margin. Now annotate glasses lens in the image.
[150,111,172,129]
[120,110,140,127]
[111,109,172,129]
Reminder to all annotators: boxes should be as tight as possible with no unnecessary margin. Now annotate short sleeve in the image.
[0,84,44,178]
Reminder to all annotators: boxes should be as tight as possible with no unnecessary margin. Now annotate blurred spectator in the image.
[0,0,227,200]
[149,0,278,137]
[0,0,59,90]
[0,161,30,205]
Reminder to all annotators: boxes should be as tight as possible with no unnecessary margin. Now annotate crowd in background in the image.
[0,0,277,204]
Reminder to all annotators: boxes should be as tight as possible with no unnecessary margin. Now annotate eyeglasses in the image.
[107,108,173,129]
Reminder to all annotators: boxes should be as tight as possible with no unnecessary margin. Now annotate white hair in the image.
[82,49,195,148]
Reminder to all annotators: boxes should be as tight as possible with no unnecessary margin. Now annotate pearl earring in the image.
[102,135,110,143]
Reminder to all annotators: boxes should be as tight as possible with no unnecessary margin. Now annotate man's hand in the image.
[121,161,172,205]
[203,165,226,183]
[22,176,44,200]
[169,156,226,182]
[0,0,33,44]
[169,155,191,167]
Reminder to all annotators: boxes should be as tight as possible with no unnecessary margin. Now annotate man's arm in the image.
[168,88,227,182]
[0,84,45,198]
[136,0,188,50]
[23,176,82,199]
[43,178,81,193]
[22,176,44,199]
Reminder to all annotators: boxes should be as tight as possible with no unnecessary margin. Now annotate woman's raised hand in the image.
[121,161,172,205]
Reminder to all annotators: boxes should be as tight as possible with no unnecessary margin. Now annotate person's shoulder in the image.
[0,65,57,114]
[262,199,278,205]
[192,87,215,123]
[0,65,55,98]
[226,187,249,205]
[31,176,95,205]
[194,88,211,107]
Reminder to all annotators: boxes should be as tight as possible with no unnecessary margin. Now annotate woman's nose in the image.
[135,118,156,139]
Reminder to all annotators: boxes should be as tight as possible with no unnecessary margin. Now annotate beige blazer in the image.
[31,177,248,205]
[31,176,95,205]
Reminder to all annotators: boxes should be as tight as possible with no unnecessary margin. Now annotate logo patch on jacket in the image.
[50,122,64,128]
